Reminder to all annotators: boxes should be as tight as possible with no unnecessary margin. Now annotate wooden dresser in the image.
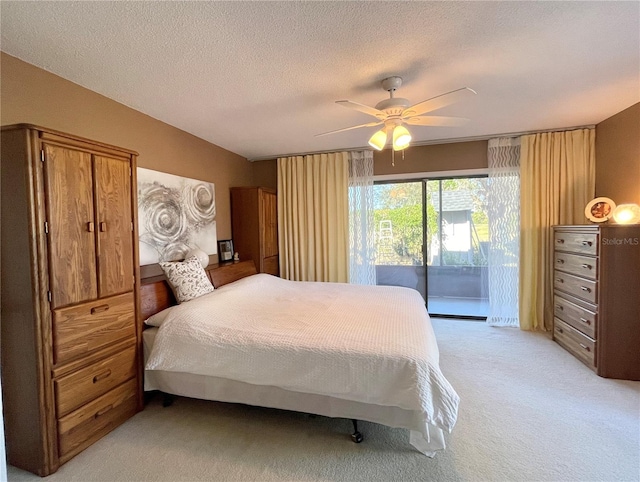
[1,125,142,475]
[552,225,640,380]
[230,187,279,275]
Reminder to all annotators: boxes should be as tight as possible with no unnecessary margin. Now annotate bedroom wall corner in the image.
[251,159,278,190]
[595,102,640,205]
[0,52,253,254]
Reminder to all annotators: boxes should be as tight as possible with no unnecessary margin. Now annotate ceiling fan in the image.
[316,76,476,152]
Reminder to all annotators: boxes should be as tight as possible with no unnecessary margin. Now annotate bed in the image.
[140,260,459,456]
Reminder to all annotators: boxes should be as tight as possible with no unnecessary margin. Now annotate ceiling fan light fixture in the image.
[392,125,411,151]
[368,129,387,151]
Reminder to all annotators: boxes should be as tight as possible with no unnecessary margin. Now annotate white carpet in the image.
[9,318,640,482]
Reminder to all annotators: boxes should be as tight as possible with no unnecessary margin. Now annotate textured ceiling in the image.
[1,1,638,160]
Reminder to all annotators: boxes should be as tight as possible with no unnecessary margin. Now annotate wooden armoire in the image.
[1,125,142,476]
[230,187,279,275]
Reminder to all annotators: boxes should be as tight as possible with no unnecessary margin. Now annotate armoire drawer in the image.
[554,252,598,280]
[553,271,598,305]
[54,345,137,418]
[554,231,598,256]
[553,293,596,339]
[52,292,136,365]
[554,318,596,369]
[57,378,138,461]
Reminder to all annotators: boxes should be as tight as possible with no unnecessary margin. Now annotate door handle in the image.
[100,222,107,232]
[87,222,94,232]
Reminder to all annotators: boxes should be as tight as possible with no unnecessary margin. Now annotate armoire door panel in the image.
[94,156,134,298]
[43,144,97,308]
[262,191,278,258]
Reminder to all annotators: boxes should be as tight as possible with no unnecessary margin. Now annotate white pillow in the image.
[144,306,175,327]
[159,255,214,303]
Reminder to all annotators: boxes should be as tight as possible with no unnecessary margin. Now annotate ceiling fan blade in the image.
[402,87,477,117]
[336,100,387,120]
[315,121,383,137]
[404,115,470,127]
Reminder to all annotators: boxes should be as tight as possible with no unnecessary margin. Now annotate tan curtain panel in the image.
[519,128,595,330]
[277,152,349,282]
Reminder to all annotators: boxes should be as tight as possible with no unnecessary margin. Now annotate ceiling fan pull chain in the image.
[392,150,395,167]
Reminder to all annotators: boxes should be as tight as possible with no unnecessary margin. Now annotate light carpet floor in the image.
[9,318,640,482]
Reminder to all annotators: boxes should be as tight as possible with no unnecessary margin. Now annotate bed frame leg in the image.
[350,419,363,443]
[162,392,175,407]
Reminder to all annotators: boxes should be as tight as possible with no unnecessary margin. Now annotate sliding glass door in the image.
[373,177,489,318]
[426,178,488,317]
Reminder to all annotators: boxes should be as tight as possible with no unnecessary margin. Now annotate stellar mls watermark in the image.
[602,237,639,246]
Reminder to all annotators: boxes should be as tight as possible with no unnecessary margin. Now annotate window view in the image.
[373,177,489,318]
[373,182,426,299]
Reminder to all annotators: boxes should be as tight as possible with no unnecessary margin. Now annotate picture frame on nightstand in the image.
[218,239,234,262]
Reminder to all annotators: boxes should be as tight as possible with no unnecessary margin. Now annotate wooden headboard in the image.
[139,259,257,322]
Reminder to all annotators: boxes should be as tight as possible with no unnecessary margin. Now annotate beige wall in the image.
[1,53,254,263]
[595,102,640,205]
[250,139,488,187]
[373,140,487,176]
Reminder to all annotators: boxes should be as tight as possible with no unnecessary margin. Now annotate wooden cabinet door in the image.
[43,144,97,308]
[94,156,134,298]
[261,190,278,258]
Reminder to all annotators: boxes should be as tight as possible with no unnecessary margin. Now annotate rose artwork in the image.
[138,168,217,265]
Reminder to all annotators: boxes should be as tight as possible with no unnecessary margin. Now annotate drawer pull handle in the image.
[581,241,592,247]
[87,222,94,232]
[557,328,564,334]
[557,305,564,311]
[91,304,110,314]
[94,404,113,419]
[579,343,590,352]
[579,317,591,325]
[93,369,112,383]
[580,286,592,293]
[581,264,592,270]
[556,259,565,264]
[556,239,565,244]
[556,278,564,283]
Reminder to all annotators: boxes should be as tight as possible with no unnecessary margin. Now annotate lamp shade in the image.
[392,125,411,151]
[185,247,209,268]
[368,129,387,151]
[612,203,640,224]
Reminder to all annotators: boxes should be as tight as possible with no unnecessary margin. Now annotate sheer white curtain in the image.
[348,151,376,285]
[487,138,520,326]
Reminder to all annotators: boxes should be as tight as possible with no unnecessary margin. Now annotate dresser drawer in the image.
[52,292,136,365]
[554,252,598,280]
[554,318,596,369]
[57,378,137,462]
[554,231,598,256]
[554,292,596,339]
[54,345,137,418]
[554,271,597,305]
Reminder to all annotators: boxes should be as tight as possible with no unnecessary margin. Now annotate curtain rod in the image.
[247,124,596,162]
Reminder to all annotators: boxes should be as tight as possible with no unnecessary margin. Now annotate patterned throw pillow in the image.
[159,255,214,303]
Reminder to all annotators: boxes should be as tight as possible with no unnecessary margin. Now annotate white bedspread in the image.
[146,274,459,454]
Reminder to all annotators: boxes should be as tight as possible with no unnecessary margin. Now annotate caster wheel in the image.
[351,431,363,443]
